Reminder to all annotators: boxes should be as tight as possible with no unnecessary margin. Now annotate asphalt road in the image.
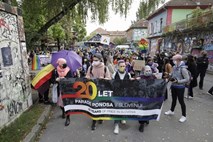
[39,74,213,142]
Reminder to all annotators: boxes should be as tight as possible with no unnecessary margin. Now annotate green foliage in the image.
[48,23,65,40]
[136,0,165,20]
[0,104,45,142]
[19,0,144,49]
[113,37,127,45]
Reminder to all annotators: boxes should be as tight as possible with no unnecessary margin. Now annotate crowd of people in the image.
[36,46,212,135]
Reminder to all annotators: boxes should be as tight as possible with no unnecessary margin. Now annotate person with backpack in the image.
[196,51,209,90]
[164,54,190,123]
[85,53,111,130]
[112,60,131,134]
[185,55,197,99]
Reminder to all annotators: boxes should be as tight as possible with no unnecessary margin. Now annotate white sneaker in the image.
[121,120,126,124]
[114,124,119,134]
[164,110,174,115]
[188,96,193,99]
[179,116,186,123]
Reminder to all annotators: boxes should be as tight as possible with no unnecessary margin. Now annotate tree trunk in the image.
[57,38,60,51]
[31,0,83,43]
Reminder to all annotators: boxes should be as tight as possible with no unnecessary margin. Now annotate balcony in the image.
[163,9,213,34]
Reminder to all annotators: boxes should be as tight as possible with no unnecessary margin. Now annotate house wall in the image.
[148,10,167,38]
[132,28,148,41]
[126,29,133,42]
[0,3,32,129]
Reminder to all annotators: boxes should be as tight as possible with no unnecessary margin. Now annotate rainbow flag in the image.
[32,54,41,70]
[31,64,55,90]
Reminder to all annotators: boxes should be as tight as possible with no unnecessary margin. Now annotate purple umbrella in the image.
[51,50,82,72]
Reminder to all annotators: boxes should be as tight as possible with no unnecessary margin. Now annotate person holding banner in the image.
[51,58,77,126]
[164,54,189,123]
[112,60,131,134]
[136,65,156,132]
[85,53,111,130]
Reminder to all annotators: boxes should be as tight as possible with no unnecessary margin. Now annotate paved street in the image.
[39,74,213,142]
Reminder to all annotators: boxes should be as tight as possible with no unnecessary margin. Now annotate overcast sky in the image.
[85,0,141,35]
[85,0,169,35]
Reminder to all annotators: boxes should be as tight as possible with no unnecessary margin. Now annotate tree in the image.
[136,0,166,20]
[20,0,158,48]
[113,37,127,45]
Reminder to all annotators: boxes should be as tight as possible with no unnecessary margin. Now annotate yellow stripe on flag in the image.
[31,64,55,86]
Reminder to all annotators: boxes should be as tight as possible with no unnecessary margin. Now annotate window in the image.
[159,18,163,33]
[155,21,157,34]
[151,23,154,35]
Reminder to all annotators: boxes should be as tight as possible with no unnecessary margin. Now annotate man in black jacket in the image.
[196,51,209,90]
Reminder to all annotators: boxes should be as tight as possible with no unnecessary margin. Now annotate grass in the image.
[0,103,45,142]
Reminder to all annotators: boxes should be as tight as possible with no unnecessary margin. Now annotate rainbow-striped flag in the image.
[32,54,41,70]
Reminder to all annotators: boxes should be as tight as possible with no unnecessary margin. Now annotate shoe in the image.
[145,121,149,125]
[121,120,126,124]
[44,101,52,105]
[164,110,174,115]
[184,95,189,99]
[38,99,43,103]
[91,123,96,130]
[207,91,213,96]
[179,116,186,123]
[98,120,103,124]
[114,124,119,134]
[139,124,144,132]
[188,96,193,99]
[62,113,65,119]
[199,87,203,90]
[65,117,70,126]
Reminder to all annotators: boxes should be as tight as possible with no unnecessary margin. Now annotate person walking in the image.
[162,57,173,100]
[196,51,209,90]
[51,58,77,126]
[186,55,197,99]
[85,53,111,130]
[164,54,189,123]
[112,60,131,134]
[136,65,156,132]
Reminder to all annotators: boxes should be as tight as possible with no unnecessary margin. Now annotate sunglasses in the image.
[119,66,126,67]
[93,60,99,61]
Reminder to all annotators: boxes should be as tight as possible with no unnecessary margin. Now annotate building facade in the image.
[0,2,32,129]
[147,0,213,56]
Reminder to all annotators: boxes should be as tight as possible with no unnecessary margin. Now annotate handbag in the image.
[52,84,58,103]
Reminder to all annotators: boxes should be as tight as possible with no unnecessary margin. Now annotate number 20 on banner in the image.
[73,81,97,100]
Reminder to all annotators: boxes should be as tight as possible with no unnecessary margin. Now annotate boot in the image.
[65,116,70,126]
[91,120,96,130]
[139,123,144,132]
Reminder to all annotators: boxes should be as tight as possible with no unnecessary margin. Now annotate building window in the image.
[159,18,163,33]
[151,23,154,35]
[154,21,157,34]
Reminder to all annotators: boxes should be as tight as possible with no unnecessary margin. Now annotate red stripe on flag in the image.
[61,94,77,99]
[34,71,52,89]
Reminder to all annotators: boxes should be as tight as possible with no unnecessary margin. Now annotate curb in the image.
[23,105,52,142]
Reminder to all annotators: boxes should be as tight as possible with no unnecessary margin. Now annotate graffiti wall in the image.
[0,5,32,129]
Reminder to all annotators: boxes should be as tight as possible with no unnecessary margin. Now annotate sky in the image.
[85,0,141,35]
